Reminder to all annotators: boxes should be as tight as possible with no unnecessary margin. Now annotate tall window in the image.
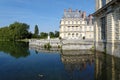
[68,33,70,36]
[72,26,74,30]
[102,0,106,6]
[68,26,70,31]
[72,33,74,37]
[76,33,78,37]
[101,17,107,40]
[115,9,120,40]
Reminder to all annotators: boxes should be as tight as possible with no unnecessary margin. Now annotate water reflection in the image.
[0,42,120,80]
[61,50,95,80]
[29,45,120,80]
[0,41,30,58]
[95,52,120,80]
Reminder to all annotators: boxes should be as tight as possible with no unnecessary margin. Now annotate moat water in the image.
[0,41,120,80]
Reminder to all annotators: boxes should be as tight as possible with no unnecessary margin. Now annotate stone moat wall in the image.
[29,39,94,50]
[96,41,120,58]
[29,38,61,48]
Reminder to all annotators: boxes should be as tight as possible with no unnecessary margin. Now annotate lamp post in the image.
[48,33,50,40]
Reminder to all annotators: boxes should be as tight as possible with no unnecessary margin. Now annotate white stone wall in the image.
[62,39,94,50]
[29,38,61,47]
[62,44,93,50]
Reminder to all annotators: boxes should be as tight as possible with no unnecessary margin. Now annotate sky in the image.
[0,0,95,33]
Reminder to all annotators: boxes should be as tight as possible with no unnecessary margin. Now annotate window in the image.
[68,21,70,24]
[89,35,91,37]
[68,33,70,36]
[80,34,82,37]
[115,9,120,40]
[89,27,91,31]
[72,26,74,30]
[76,21,78,24]
[101,17,107,40]
[68,26,70,31]
[72,33,74,37]
[80,26,82,31]
[102,0,106,6]
[72,21,74,24]
[76,33,78,37]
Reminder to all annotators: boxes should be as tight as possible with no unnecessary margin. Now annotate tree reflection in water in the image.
[0,41,30,58]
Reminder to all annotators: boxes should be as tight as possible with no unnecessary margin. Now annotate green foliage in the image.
[0,22,60,40]
[49,31,59,38]
[83,36,85,40]
[34,25,39,36]
[59,37,62,40]
[58,45,61,48]
[90,46,95,51]
[40,32,48,39]
[32,34,40,38]
[44,43,51,50]
[0,22,31,41]
[0,41,30,58]
[54,31,59,37]
[39,31,59,39]
[0,27,10,41]
[49,32,54,38]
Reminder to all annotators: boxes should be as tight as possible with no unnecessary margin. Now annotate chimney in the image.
[64,9,66,12]
[76,9,78,12]
[89,14,93,20]
[88,14,93,24]
[79,10,82,18]
[68,8,72,12]
[82,11,86,19]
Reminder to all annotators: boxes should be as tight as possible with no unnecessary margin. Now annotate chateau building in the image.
[60,9,94,40]
[93,0,120,56]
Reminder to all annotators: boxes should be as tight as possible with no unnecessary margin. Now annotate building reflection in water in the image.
[95,51,120,80]
[61,50,95,80]
[29,45,120,80]
[61,50,120,80]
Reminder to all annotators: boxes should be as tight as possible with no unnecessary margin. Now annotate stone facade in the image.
[60,8,94,40]
[93,0,120,57]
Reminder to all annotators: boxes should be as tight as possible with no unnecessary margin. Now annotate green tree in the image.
[9,22,30,40]
[49,32,54,38]
[0,22,30,41]
[34,25,39,35]
[0,27,9,41]
[54,31,59,37]
[40,32,48,39]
